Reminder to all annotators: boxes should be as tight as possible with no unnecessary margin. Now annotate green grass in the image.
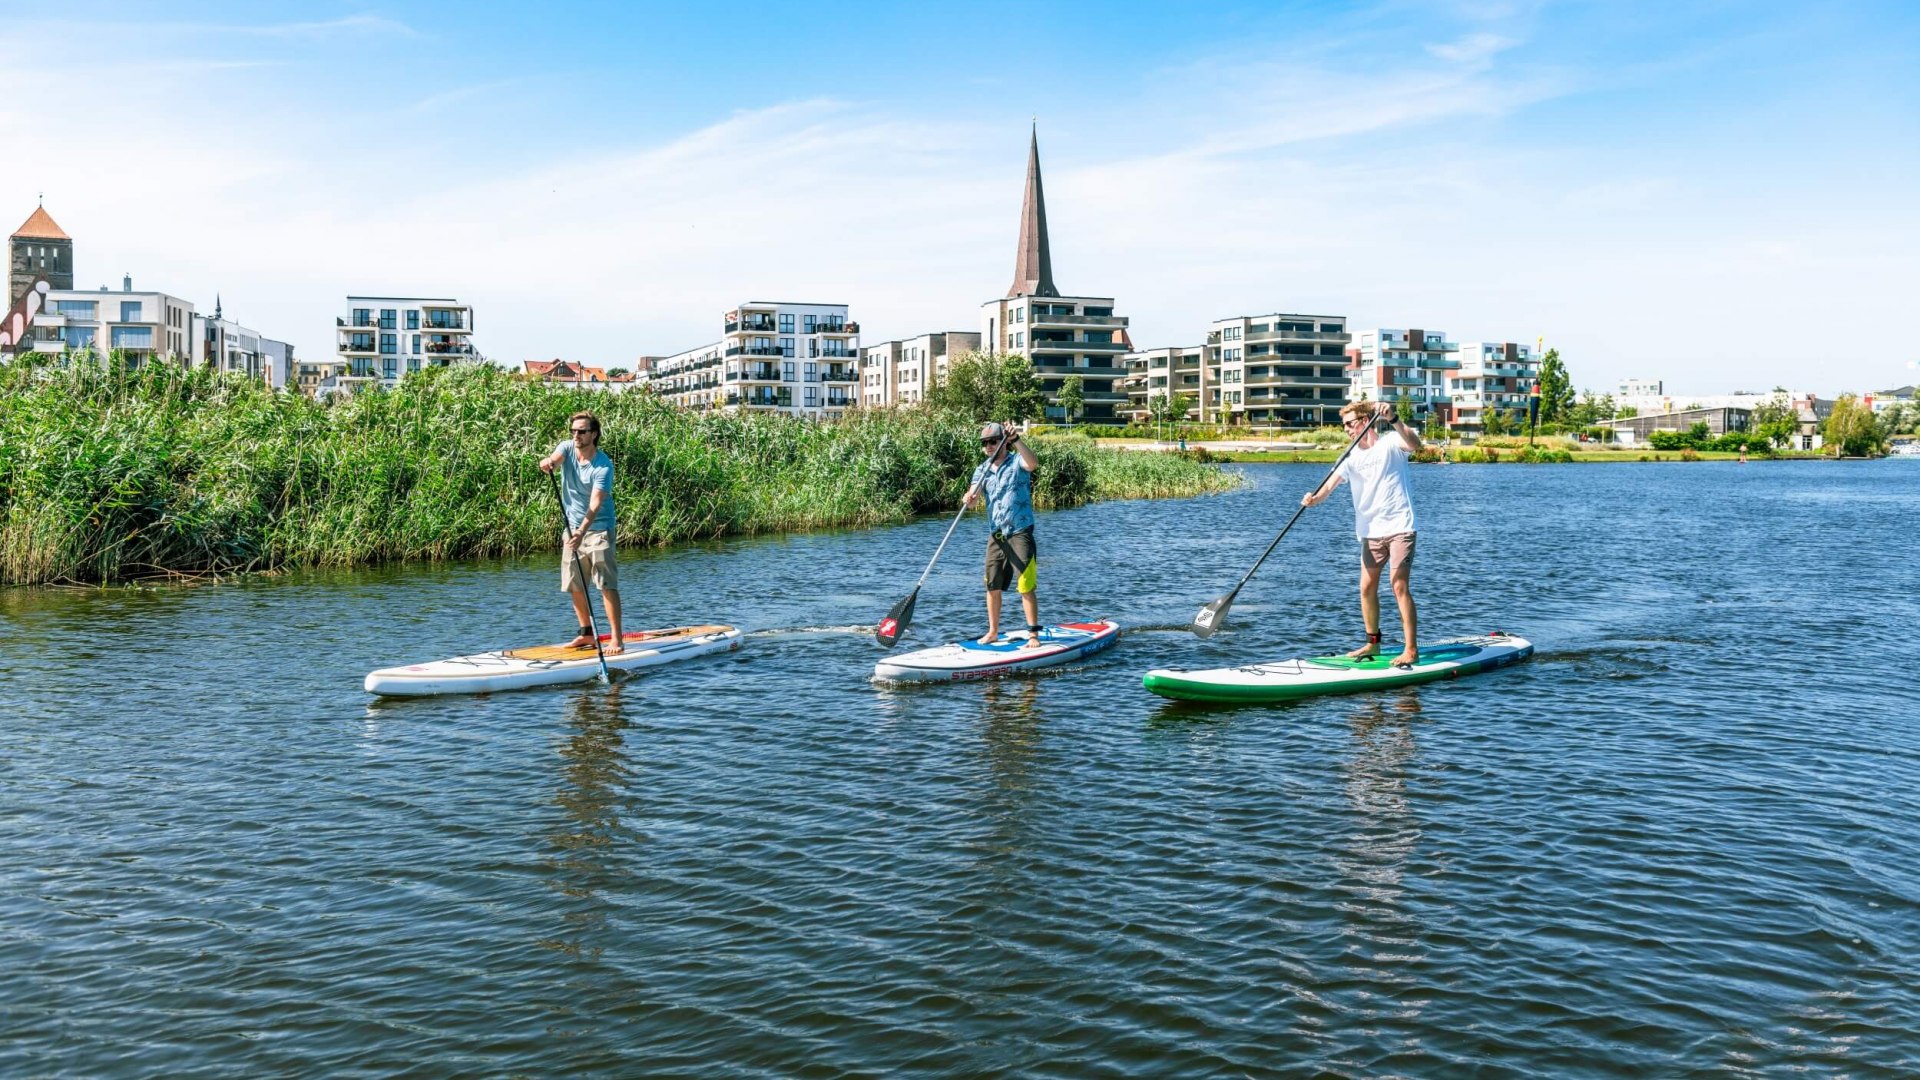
[0,357,1239,585]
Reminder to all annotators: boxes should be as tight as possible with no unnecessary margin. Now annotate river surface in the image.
[4,461,1918,1077]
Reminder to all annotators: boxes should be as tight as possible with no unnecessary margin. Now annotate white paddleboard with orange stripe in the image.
[872,620,1120,684]
[365,624,742,697]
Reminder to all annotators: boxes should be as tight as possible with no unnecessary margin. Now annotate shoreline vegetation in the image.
[1087,429,1862,464]
[0,359,1237,587]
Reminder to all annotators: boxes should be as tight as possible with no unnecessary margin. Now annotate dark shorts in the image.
[984,529,1038,593]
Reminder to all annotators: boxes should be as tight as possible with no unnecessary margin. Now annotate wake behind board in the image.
[365,624,742,697]
[873,620,1120,684]
[1143,633,1531,704]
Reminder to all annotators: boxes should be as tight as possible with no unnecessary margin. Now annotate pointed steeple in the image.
[1006,124,1059,299]
[214,294,223,320]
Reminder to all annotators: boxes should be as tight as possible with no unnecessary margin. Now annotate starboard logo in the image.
[878,618,897,637]
[1195,608,1215,628]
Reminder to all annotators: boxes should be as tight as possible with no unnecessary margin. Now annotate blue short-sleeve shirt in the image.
[970,456,1035,535]
[555,440,616,533]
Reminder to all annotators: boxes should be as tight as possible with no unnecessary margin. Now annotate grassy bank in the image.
[0,359,1238,585]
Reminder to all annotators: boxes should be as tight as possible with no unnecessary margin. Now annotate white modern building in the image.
[1447,341,1539,435]
[1619,378,1664,397]
[980,128,1131,423]
[335,296,480,391]
[1346,328,1460,424]
[31,277,196,367]
[1204,313,1351,427]
[860,330,981,407]
[649,301,861,417]
[1122,345,1206,422]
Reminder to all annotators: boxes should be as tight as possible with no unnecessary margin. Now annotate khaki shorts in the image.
[1361,531,1416,573]
[560,529,619,593]
[984,529,1038,594]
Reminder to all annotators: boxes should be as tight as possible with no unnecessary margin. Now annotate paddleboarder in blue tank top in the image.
[1302,400,1422,668]
[963,421,1043,648]
[538,411,625,654]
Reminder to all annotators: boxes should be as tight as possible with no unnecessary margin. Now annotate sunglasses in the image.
[571,427,594,435]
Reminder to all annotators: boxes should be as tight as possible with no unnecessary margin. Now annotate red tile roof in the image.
[12,206,68,240]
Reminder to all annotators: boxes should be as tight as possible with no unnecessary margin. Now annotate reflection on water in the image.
[541,684,631,964]
[1331,693,1428,1025]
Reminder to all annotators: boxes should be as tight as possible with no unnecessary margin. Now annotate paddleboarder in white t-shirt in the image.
[1302,400,1422,667]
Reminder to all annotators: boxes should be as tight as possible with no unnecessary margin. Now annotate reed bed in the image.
[0,358,1239,585]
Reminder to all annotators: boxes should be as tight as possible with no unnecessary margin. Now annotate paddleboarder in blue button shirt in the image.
[963,421,1043,648]
[538,411,625,654]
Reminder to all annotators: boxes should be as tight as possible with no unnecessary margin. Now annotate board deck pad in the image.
[365,624,741,697]
[1143,633,1531,704]
[874,620,1120,684]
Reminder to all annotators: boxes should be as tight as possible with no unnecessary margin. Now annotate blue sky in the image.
[5,1,1916,394]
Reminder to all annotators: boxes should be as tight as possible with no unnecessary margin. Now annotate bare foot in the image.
[605,643,625,656]
[977,629,1001,645]
[1345,643,1378,660]
[1020,634,1045,649]
[1390,649,1420,668]
[568,634,595,648]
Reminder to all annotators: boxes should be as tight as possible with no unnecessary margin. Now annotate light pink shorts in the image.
[1361,531,1416,572]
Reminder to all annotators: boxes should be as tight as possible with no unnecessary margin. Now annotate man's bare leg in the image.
[603,587,625,654]
[568,585,595,647]
[1388,564,1418,667]
[1018,590,1042,647]
[979,590,1003,644]
[1348,562,1382,659]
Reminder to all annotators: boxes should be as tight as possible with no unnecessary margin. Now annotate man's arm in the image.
[1379,402,1422,452]
[1302,471,1346,507]
[1011,424,1039,472]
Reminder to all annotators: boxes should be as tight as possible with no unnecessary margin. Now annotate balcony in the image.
[734,363,780,381]
[424,342,477,357]
[1028,312,1129,329]
[725,344,784,357]
[815,321,859,335]
[725,317,779,334]
[424,319,469,333]
[339,339,377,354]
[826,394,854,408]
[824,364,856,382]
[1245,329,1350,344]
[819,350,857,361]
[1418,356,1461,370]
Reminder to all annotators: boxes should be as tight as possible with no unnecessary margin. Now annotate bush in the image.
[0,359,1240,584]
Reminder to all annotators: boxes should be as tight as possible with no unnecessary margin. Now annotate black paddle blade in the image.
[1191,590,1237,639]
[877,589,918,648]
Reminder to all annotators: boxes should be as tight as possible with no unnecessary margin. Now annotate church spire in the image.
[1006,124,1059,299]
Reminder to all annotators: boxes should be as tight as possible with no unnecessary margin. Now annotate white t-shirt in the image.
[1335,430,1417,540]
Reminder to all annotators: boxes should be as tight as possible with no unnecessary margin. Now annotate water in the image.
[4,461,1918,1076]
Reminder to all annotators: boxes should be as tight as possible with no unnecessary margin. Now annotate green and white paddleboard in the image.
[1143,633,1532,704]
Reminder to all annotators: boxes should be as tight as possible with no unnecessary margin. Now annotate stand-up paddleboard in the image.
[874,620,1120,684]
[366,624,742,697]
[1143,633,1531,704]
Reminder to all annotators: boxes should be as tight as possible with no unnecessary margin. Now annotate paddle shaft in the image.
[549,467,610,683]
[1227,420,1373,596]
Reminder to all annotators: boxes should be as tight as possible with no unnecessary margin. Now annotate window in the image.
[1015,308,1025,323]
[804,362,818,382]
[383,358,398,379]
[805,386,820,407]
[408,357,421,373]
[406,310,420,330]
[1250,323,1269,333]
[55,300,96,318]
[1223,327,1241,340]
[779,337,794,357]
[776,314,794,334]
[1085,331,1112,344]
[783,361,795,381]
[64,327,96,349]
[803,315,816,333]
[380,333,397,354]
[119,301,143,322]
[110,326,153,348]
[379,309,397,330]
[412,335,421,355]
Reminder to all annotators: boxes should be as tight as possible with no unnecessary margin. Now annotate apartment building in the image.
[196,300,268,384]
[1205,313,1351,426]
[1345,328,1460,424]
[335,296,480,391]
[649,301,861,417]
[1122,346,1207,422]
[1448,342,1538,435]
[861,330,980,407]
[31,278,196,366]
[980,128,1130,423]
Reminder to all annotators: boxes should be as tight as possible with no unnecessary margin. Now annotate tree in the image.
[1616,405,1637,419]
[1482,407,1513,437]
[1749,390,1799,448]
[1148,391,1191,427]
[1058,375,1084,425]
[608,367,629,379]
[1596,393,1618,421]
[1566,391,1601,428]
[1535,349,1575,424]
[928,350,1045,423]
[1822,394,1887,457]
[1395,398,1415,425]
